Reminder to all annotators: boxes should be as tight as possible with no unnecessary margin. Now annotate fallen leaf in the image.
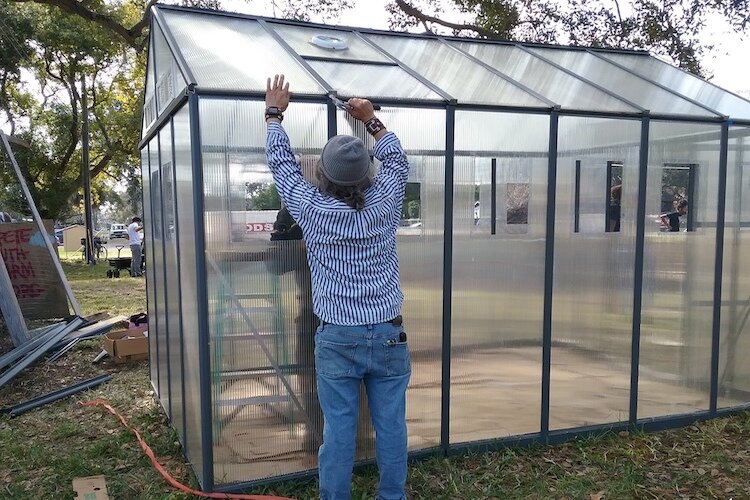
[618,431,629,437]
[589,491,606,500]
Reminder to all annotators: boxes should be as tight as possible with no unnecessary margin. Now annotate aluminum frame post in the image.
[541,108,560,439]
[710,119,730,413]
[630,115,651,424]
[441,102,457,455]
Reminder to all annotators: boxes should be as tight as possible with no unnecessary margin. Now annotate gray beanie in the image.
[320,135,370,187]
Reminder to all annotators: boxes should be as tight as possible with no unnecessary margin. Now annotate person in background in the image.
[265,74,411,500]
[265,205,323,453]
[127,216,144,276]
[607,184,622,233]
[661,198,688,232]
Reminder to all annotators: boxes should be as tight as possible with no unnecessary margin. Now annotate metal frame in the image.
[441,103,456,455]
[136,5,750,492]
[540,109,560,439]
[490,158,497,235]
[188,90,215,490]
[710,120,730,413]
[630,116,651,423]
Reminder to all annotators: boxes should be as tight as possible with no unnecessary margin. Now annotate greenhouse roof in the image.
[144,5,750,124]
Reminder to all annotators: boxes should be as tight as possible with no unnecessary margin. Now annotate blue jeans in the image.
[315,321,411,500]
[130,243,142,276]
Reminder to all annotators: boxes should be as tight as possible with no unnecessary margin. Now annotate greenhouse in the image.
[139,4,750,492]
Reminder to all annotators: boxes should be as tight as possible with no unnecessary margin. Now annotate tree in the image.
[1,0,356,222]
[0,1,143,221]
[387,0,750,74]
[246,182,282,211]
[7,0,354,53]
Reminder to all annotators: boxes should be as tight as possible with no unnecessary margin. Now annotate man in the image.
[127,216,143,276]
[661,198,688,232]
[265,74,411,500]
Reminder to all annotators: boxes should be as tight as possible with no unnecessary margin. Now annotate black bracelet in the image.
[364,117,385,136]
[265,107,284,122]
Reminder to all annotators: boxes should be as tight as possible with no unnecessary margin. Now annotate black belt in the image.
[321,315,402,327]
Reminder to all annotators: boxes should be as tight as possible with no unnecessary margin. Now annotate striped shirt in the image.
[266,122,408,326]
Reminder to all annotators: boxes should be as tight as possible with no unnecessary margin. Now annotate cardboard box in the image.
[72,475,110,499]
[102,329,148,363]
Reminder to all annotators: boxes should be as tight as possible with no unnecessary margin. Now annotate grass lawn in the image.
[1,261,750,499]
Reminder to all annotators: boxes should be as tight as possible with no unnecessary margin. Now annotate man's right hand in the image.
[347,98,376,122]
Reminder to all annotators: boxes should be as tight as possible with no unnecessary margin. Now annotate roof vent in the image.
[310,35,348,51]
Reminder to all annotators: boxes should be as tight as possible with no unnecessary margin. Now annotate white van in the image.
[109,223,127,239]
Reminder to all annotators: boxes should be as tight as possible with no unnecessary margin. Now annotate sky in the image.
[228,0,750,97]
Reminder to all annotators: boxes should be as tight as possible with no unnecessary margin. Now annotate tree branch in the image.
[10,0,150,52]
[394,0,498,38]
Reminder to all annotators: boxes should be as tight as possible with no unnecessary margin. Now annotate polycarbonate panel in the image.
[173,104,203,482]
[156,128,171,417]
[451,111,549,442]
[147,138,164,403]
[550,116,640,429]
[201,99,328,484]
[600,53,750,120]
[162,120,184,445]
[269,24,390,63]
[153,21,187,114]
[307,60,442,100]
[719,126,750,408]
[141,146,157,390]
[639,121,721,418]
[142,48,157,134]
[338,107,444,453]
[159,9,323,93]
[366,35,547,107]
[528,48,714,117]
[449,41,637,112]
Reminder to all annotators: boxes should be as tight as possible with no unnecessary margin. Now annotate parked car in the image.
[109,223,128,239]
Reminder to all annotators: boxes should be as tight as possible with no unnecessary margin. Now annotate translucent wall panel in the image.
[173,105,204,482]
[307,60,442,100]
[449,42,637,113]
[366,35,547,107]
[147,139,163,400]
[338,107,444,453]
[162,120,184,444]
[200,99,328,484]
[153,21,187,114]
[269,24,390,63]
[451,111,549,442]
[142,48,157,135]
[528,49,714,117]
[156,128,171,417]
[639,121,720,418]
[599,53,750,120]
[159,10,323,93]
[551,117,640,429]
[719,126,750,408]
[141,146,157,389]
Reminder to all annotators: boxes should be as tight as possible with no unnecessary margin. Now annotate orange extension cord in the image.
[80,399,296,500]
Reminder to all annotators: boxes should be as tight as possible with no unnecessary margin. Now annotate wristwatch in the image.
[265,106,284,121]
